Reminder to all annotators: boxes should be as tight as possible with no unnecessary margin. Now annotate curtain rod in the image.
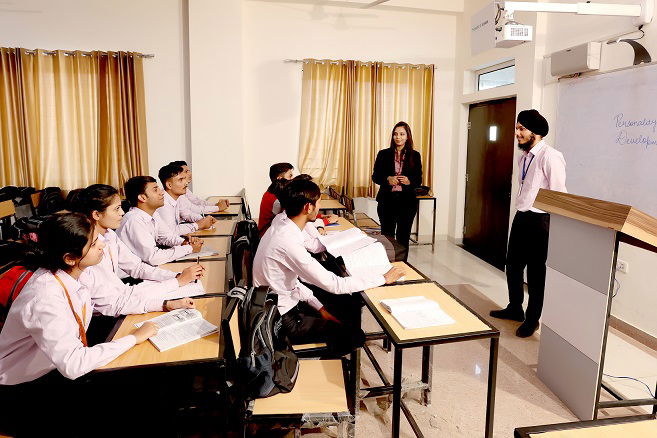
[13,48,154,58]
[284,58,437,70]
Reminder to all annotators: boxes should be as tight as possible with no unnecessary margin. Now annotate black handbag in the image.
[415,185,431,196]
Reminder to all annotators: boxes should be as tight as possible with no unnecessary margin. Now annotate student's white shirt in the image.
[182,190,219,215]
[0,269,136,384]
[156,192,198,236]
[116,207,193,266]
[273,200,325,231]
[253,213,385,315]
[79,229,177,316]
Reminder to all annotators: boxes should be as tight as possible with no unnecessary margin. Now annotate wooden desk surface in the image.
[160,259,226,293]
[325,217,356,232]
[97,296,223,371]
[190,220,236,237]
[319,199,347,211]
[391,261,425,281]
[207,196,243,205]
[210,204,241,216]
[252,359,348,415]
[364,282,492,343]
[530,419,657,437]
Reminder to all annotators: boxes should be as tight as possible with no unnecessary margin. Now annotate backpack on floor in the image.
[232,286,299,399]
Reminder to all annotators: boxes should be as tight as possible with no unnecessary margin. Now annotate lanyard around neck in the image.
[53,273,88,347]
[522,155,535,183]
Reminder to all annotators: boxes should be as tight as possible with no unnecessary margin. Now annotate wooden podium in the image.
[534,189,657,420]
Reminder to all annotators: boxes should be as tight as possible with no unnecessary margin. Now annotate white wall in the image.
[239,1,459,236]
[536,0,657,337]
[0,0,188,178]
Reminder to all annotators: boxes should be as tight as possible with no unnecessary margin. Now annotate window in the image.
[477,62,515,91]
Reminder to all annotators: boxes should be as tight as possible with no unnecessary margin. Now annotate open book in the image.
[342,242,397,278]
[380,296,455,329]
[167,281,206,300]
[135,308,218,352]
[319,228,376,258]
[175,248,220,261]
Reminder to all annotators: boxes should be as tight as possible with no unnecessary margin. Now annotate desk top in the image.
[97,296,224,371]
[210,204,241,217]
[530,419,657,437]
[160,259,227,294]
[363,282,496,345]
[325,217,356,232]
[319,199,347,211]
[190,220,236,237]
[207,196,243,205]
[391,261,426,282]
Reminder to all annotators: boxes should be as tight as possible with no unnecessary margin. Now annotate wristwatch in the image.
[162,300,170,311]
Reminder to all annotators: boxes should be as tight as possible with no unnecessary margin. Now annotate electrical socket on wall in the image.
[616,259,629,274]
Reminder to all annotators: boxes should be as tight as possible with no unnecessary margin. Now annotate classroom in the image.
[2,0,657,437]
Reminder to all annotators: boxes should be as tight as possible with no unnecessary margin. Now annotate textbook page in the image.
[175,248,219,261]
[167,282,206,300]
[380,296,455,329]
[319,228,375,258]
[342,242,393,277]
[134,308,218,351]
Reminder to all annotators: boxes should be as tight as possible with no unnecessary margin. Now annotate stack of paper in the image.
[319,228,376,258]
[135,308,218,352]
[342,242,393,277]
[166,282,206,300]
[380,296,455,329]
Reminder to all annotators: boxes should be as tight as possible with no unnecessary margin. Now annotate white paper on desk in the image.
[319,228,375,258]
[174,248,219,261]
[342,242,392,277]
[380,296,455,329]
[135,308,218,352]
[167,282,206,299]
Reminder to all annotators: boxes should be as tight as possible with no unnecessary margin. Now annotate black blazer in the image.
[372,148,422,202]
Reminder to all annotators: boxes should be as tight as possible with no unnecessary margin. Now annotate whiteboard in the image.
[556,63,657,217]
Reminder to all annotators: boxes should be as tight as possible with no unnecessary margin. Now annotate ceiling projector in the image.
[495,21,533,48]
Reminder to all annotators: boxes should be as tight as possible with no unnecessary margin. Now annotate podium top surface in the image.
[534,189,657,250]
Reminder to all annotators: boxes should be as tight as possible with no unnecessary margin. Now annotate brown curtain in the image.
[0,47,148,190]
[298,58,434,198]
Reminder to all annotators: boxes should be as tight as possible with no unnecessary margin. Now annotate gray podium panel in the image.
[542,267,610,362]
[538,325,601,420]
[546,215,616,295]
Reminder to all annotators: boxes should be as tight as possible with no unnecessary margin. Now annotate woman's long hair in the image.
[388,121,415,167]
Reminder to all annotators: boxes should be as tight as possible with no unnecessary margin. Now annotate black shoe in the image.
[516,320,539,338]
[489,307,524,322]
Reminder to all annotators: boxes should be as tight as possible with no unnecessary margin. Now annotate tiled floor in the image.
[305,240,657,437]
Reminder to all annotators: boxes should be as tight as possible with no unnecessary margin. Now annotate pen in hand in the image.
[195,256,200,283]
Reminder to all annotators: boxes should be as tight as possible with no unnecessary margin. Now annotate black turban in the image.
[517,109,549,137]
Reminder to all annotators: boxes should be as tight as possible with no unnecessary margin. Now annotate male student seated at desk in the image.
[253,179,404,356]
[169,160,230,215]
[157,163,216,236]
[69,184,205,343]
[117,176,204,266]
[0,214,195,436]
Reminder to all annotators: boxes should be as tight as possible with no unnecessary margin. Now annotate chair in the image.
[329,185,341,200]
[0,200,16,241]
[340,194,380,231]
[222,298,356,438]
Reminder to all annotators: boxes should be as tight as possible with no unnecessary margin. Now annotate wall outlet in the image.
[616,259,629,274]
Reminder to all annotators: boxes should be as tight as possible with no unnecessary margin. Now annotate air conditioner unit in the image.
[550,42,602,77]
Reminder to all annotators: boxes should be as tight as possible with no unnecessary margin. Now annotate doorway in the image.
[463,97,516,270]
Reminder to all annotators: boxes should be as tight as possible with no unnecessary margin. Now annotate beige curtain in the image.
[0,47,148,190]
[298,59,434,198]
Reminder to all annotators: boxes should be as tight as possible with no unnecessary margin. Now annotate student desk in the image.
[209,204,241,218]
[361,282,499,438]
[160,259,227,293]
[207,195,242,205]
[190,220,236,238]
[514,414,657,438]
[390,261,427,282]
[96,296,225,371]
[324,216,356,232]
[409,194,437,251]
[319,198,347,215]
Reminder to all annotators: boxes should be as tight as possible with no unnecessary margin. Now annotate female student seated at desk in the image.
[69,185,205,342]
[0,214,195,434]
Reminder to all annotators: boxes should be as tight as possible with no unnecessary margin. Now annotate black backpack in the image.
[233,286,299,399]
[36,187,66,216]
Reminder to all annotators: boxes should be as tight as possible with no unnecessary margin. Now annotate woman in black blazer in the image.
[372,121,422,248]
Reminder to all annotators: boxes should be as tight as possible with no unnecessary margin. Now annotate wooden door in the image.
[463,98,516,270]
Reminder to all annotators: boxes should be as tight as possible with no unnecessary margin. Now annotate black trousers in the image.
[505,210,551,324]
[377,192,417,249]
[281,285,364,358]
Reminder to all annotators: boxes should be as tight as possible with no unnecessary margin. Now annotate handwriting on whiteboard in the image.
[614,113,657,148]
